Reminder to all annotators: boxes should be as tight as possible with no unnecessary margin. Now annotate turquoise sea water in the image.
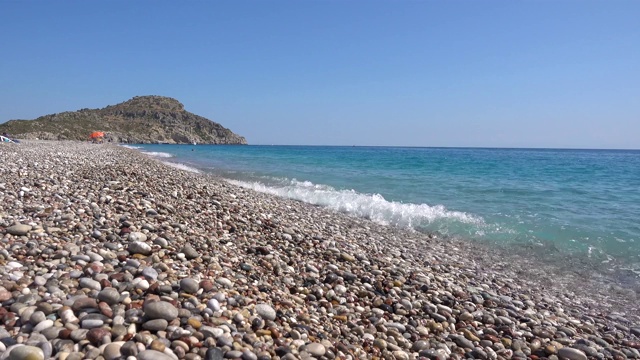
[131,144,640,283]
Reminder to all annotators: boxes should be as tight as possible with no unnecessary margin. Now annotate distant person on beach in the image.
[1,132,19,143]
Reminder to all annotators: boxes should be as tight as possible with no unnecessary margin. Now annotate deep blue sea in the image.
[130,144,640,283]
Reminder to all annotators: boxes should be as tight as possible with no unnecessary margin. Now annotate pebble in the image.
[32,319,54,332]
[128,232,147,242]
[373,339,387,349]
[128,241,152,255]
[81,319,104,329]
[225,350,243,358]
[144,301,179,321]
[143,319,169,331]
[138,350,175,360]
[6,224,32,236]
[103,342,124,360]
[207,299,221,311]
[150,340,166,352]
[216,277,233,288]
[206,348,224,360]
[255,304,276,321]
[0,287,12,301]
[305,343,326,357]
[98,288,121,305]
[142,267,159,281]
[29,311,46,324]
[79,278,102,291]
[39,342,53,359]
[181,245,200,259]
[392,351,409,360]
[180,278,200,293]
[7,345,44,360]
[557,347,588,360]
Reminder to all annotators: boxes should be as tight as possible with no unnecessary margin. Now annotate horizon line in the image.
[147,143,640,151]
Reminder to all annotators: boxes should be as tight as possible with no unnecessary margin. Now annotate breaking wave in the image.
[227,178,485,234]
[161,161,201,173]
[141,151,173,158]
[119,145,142,150]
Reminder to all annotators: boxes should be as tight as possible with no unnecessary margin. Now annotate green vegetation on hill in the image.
[0,96,247,144]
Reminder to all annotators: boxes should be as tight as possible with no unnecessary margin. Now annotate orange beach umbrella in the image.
[90,131,105,139]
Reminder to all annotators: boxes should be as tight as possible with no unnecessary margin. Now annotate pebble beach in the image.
[1,141,640,360]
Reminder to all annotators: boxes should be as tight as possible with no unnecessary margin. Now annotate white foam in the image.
[227,178,484,231]
[119,145,142,150]
[141,151,174,158]
[162,161,201,173]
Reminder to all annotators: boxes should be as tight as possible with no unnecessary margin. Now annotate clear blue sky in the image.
[1,1,638,148]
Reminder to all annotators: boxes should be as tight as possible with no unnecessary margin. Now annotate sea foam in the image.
[227,178,483,233]
[162,161,201,173]
[119,145,143,150]
[141,151,174,158]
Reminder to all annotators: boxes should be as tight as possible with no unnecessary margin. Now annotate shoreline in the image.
[152,145,640,313]
[1,141,639,360]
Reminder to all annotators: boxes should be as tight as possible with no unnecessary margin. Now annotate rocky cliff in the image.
[0,96,248,144]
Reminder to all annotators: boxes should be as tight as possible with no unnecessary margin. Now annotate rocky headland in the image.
[0,96,247,144]
[1,141,639,360]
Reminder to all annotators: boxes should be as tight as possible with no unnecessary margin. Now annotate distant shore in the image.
[1,140,639,360]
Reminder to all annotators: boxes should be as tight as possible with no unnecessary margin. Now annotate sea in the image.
[127,144,640,290]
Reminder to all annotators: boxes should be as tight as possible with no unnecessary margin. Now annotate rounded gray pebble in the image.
[225,350,243,359]
[181,245,200,259]
[144,301,179,321]
[98,288,121,305]
[558,348,588,360]
[255,303,276,321]
[142,267,159,281]
[305,343,326,357]
[29,311,46,325]
[180,278,200,294]
[143,319,168,331]
[206,348,224,360]
[79,278,102,291]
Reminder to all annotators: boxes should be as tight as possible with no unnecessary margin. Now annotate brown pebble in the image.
[187,318,202,329]
[483,334,499,343]
[71,297,98,311]
[256,329,272,337]
[3,313,17,327]
[111,273,125,282]
[87,327,111,346]
[200,280,214,292]
[59,329,72,339]
[463,329,480,342]
[0,289,12,302]
[99,302,113,317]
[545,344,558,355]
[150,339,166,352]
[148,282,159,293]
[269,326,280,339]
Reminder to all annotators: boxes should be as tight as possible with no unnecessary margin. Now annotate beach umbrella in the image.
[90,131,105,139]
